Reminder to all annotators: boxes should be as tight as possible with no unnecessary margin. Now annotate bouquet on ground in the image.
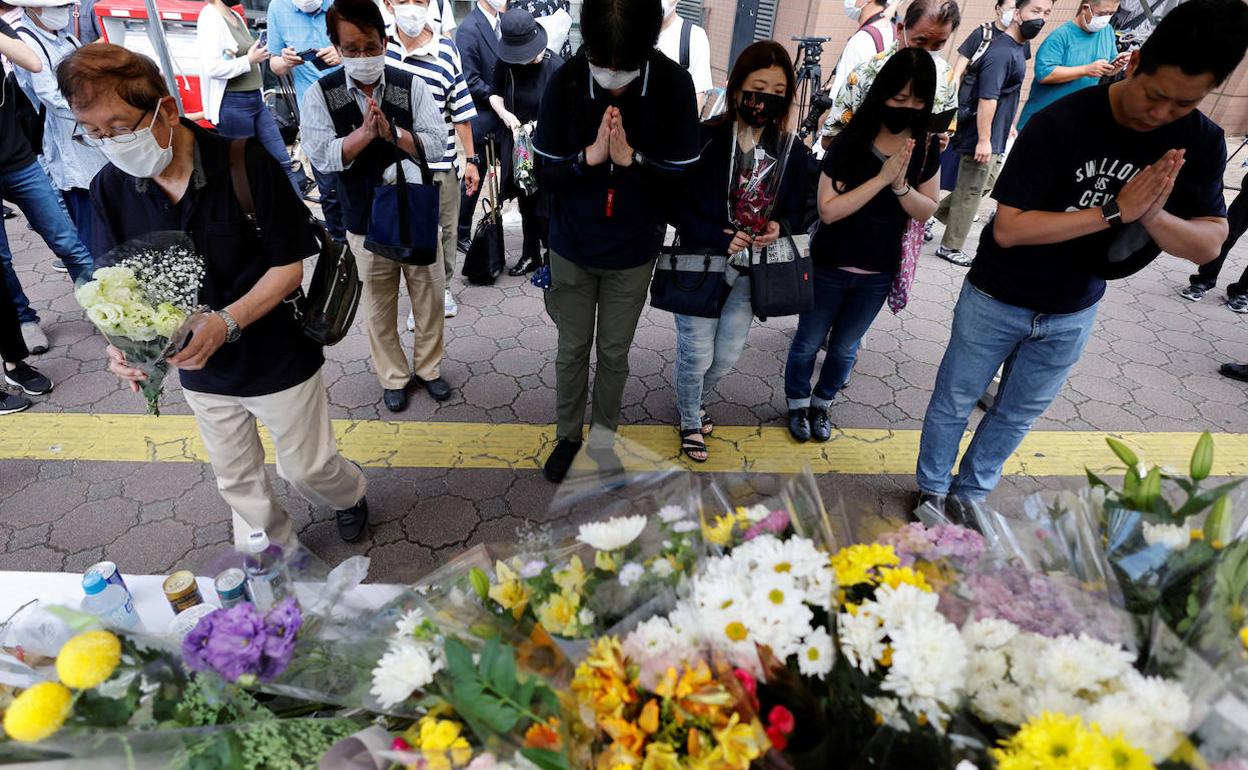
[75,232,206,415]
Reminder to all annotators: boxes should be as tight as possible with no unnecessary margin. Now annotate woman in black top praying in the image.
[783,48,941,443]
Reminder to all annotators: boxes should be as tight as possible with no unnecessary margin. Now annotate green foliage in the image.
[1093,433,1242,522]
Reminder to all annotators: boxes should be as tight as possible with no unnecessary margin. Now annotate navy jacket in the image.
[455,5,502,141]
[672,121,811,253]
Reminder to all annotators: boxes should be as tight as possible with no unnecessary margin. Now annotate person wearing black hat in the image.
[489,8,561,276]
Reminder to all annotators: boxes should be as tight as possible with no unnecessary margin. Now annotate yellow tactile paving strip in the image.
[1,413,1245,476]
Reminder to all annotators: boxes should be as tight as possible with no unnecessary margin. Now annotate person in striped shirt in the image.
[386,0,480,319]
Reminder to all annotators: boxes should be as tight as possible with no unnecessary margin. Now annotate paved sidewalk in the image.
[0,149,1246,583]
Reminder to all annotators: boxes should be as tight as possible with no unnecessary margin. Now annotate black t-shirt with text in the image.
[91,121,324,397]
[969,85,1227,314]
[956,33,1027,155]
[811,132,942,274]
[956,23,1031,65]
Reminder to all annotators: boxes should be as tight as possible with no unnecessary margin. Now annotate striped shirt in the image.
[386,35,477,173]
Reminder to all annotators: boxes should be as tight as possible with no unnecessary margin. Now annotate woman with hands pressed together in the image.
[531,0,699,483]
[784,48,940,444]
[669,41,810,463]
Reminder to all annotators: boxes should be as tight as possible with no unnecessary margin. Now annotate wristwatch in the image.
[466,154,482,167]
[631,150,647,167]
[217,309,241,344]
[1101,201,1124,228]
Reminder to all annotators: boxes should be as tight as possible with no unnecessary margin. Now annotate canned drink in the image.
[163,570,203,614]
[215,568,247,609]
[169,604,217,639]
[86,561,130,596]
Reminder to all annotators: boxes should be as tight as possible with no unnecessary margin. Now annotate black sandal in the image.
[680,428,708,463]
[699,409,714,436]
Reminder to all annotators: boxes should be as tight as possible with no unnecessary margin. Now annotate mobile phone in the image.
[258,29,268,48]
[928,107,957,133]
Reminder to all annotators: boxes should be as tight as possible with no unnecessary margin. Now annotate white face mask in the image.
[37,5,73,31]
[292,0,322,13]
[999,6,1015,25]
[588,63,640,91]
[393,3,429,36]
[341,53,386,85]
[663,0,678,19]
[1085,10,1112,31]
[485,0,505,11]
[101,104,175,179]
[844,0,863,22]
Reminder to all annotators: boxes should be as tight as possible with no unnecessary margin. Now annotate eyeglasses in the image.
[72,109,153,148]
[339,43,385,57]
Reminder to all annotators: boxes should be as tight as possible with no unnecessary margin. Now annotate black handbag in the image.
[463,139,506,285]
[749,228,813,319]
[229,139,362,346]
[650,243,731,318]
[364,128,441,266]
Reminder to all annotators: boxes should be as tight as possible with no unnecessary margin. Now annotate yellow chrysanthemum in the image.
[830,543,899,587]
[56,630,122,690]
[703,514,737,546]
[406,716,473,770]
[1100,733,1153,770]
[878,566,933,593]
[3,682,73,743]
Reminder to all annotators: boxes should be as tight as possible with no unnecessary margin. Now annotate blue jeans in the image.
[61,187,97,263]
[784,267,892,410]
[675,274,753,432]
[309,163,345,242]
[0,160,95,324]
[216,90,301,194]
[916,280,1099,500]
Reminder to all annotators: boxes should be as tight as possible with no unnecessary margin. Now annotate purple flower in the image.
[181,602,266,682]
[744,509,791,541]
[181,609,219,673]
[258,598,301,681]
[879,523,986,566]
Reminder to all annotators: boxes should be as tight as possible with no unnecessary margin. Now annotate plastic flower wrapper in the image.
[570,635,769,770]
[1176,535,1248,665]
[513,123,538,196]
[419,438,707,648]
[74,231,207,416]
[728,128,796,237]
[701,468,851,556]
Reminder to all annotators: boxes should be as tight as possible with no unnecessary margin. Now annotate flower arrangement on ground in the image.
[74,232,205,415]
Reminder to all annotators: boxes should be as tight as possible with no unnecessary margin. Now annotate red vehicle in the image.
[93,0,252,123]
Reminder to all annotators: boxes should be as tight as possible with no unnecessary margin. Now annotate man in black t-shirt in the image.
[933,0,1051,267]
[916,0,1246,507]
[62,44,371,545]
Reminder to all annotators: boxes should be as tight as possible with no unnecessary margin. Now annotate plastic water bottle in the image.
[81,572,141,631]
[244,530,288,612]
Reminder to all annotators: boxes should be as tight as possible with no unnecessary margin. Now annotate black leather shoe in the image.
[1,205,16,220]
[787,409,810,442]
[1220,363,1248,383]
[508,254,541,277]
[543,439,582,484]
[414,375,452,401]
[335,497,370,542]
[383,387,409,412]
[912,492,946,522]
[808,407,832,443]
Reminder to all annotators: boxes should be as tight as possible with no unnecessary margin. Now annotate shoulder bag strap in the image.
[228,138,263,237]
[679,19,692,69]
[864,23,885,54]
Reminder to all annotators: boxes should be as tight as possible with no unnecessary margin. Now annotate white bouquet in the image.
[75,232,205,415]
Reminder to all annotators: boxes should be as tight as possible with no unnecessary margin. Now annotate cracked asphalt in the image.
[1,154,1247,584]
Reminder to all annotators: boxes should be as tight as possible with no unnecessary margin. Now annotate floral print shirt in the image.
[820,45,958,139]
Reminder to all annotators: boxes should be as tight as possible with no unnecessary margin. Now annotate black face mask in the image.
[1019,18,1045,39]
[738,90,787,128]
[880,105,922,134]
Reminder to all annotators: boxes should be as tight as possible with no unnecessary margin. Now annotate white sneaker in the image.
[20,322,48,354]
[406,311,416,332]
[444,289,458,318]
[51,261,68,273]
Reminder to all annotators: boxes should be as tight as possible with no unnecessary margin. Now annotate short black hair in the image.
[1136,0,1248,86]
[326,0,386,47]
[903,0,962,31]
[579,0,663,72]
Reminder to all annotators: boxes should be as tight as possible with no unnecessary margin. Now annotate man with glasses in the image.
[0,3,93,356]
[302,0,449,414]
[60,42,371,546]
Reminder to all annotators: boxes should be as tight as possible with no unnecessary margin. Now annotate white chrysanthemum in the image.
[651,558,675,578]
[882,608,967,726]
[672,520,700,533]
[796,626,834,679]
[657,505,689,523]
[870,582,940,625]
[863,696,909,732]
[751,573,812,627]
[1142,520,1192,551]
[370,643,443,708]
[965,647,1009,694]
[619,562,645,587]
[1087,674,1190,761]
[1023,685,1084,720]
[578,607,596,628]
[740,504,771,522]
[622,615,700,686]
[972,683,1026,726]
[577,515,647,551]
[962,618,1019,650]
[1036,634,1134,694]
[805,561,837,611]
[838,610,885,675]
[394,608,426,639]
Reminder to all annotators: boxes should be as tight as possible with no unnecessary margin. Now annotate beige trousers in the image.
[435,169,461,287]
[183,369,367,548]
[348,231,446,388]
